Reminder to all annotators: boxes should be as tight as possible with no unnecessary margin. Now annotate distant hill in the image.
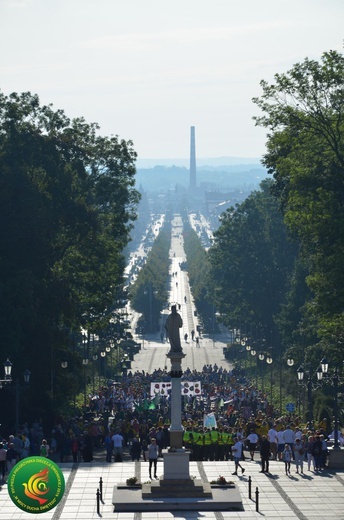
[135,159,268,192]
[136,156,262,168]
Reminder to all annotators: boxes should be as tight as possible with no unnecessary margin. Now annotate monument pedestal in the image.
[142,478,212,499]
[163,449,190,479]
[328,447,344,468]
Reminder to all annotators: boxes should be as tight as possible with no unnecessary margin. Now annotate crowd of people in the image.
[0,363,342,482]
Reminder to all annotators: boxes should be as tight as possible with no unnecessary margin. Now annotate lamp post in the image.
[320,357,342,450]
[250,349,257,387]
[109,340,115,378]
[0,359,13,387]
[0,360,31,433]
[266,354,273,405]
[92,353,98,393]
[82,357,89,410]
[258,352,265,392]
[296,364,323,423]
[100,349,106,386]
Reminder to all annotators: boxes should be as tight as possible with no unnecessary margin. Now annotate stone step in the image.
[142,479,212,498]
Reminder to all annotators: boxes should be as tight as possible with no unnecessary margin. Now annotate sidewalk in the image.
[1,456,344,519]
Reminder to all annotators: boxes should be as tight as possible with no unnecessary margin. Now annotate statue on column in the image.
[165,305,183,353]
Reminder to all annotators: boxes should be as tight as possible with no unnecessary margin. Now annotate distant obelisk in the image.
[189,126,196,190]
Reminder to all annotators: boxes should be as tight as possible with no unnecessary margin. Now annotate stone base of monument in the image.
[112,480,243,512]
[142,478,212,498]
[163,449,190,479]
[112,454,243,512]
[328,447,344,468]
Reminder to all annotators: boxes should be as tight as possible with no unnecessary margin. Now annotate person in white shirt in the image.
[268,425,278,460]
[111,431,124,462]
[294,427,303,441]
[148,438,159,480]
[232,437,245,475]
[246,430,259,461]
[283,425,295,459]
[277,427,285,461]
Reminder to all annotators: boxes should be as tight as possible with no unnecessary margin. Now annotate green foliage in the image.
[182,220,214,331]
[207,179,297,343]
[251,51,344,424]
[0,91,140,424]
[253,51,344,352]
[130,221,171,331]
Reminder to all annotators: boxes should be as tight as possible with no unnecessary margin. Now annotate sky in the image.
[1,0,343,163]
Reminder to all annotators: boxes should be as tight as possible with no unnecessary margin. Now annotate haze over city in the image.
[1,0,343,163]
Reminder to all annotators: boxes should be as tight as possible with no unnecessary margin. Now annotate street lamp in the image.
[258,352,265,392]
[250,349,258,387]
[92,353,98,393]
[319,357,342,450]
[0,360,30,433]
[296,364,323,423]
[266,355,273,405]
[82,357,88,409]
[0,359,13,387]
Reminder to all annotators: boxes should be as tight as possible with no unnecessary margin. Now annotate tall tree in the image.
[207,179,297,344]
[0,91,139,422]
[253,50,344,354]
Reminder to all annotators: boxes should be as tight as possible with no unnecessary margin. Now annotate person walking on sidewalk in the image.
[246,429,259,461]
[294,438,304,474]
[148,438,159,480]
[232,436,245,475]
[112,431,124,462]
[283,425,295,459]
[267,424,278,460]
[305,435,315,471]
[283,444,292,475]
[260,435,271,473]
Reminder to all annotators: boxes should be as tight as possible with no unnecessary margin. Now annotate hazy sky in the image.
[1,0,343,162]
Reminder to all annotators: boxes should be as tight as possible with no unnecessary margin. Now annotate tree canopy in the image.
[0,91,140,420]
[253,50,344,360]
[207,179,297,346]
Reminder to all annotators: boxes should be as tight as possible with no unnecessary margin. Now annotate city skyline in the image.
[1,0,343,160]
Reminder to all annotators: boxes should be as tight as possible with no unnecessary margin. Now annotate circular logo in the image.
[8,456,65,514]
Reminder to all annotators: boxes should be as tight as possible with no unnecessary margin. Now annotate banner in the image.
[150,381,201,397]
[203,412,217,429]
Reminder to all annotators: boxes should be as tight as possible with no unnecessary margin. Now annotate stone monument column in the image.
[164,349,190,480]
[168,351,185,449]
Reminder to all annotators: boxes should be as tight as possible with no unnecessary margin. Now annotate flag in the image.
[203,412,217,429]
